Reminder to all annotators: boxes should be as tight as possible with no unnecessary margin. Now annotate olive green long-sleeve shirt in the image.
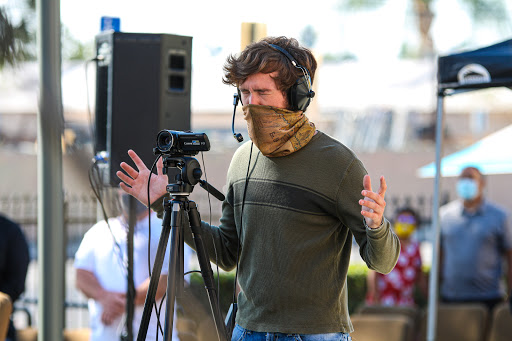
[154,131,400,334]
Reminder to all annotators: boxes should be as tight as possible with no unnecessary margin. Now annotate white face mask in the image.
[456,178,479,200]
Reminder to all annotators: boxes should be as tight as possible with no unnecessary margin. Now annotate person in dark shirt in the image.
[0,214,30,341]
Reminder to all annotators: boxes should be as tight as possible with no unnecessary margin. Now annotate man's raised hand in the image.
[116,149,167,206]
[359,175,387,229]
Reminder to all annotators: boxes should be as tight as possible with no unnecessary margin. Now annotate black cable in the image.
[146,154,162,277]
[145,154,165,337]
[200,151,222,304]
[231,94,243,143]
[232,142,254,306]
[88,160,127,278]
[85,58,129,278]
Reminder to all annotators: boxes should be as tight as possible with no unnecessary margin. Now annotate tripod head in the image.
[161,155,225,202]
[162,155,200,195]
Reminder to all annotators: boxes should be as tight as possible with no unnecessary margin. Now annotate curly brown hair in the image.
[222,36,317,92]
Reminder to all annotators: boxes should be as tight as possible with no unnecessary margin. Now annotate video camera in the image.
[155,130,210,156]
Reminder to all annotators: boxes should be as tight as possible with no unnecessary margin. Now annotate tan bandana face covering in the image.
[243,104,316,157]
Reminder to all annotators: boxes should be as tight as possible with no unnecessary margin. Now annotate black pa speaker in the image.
[94,31,192,186]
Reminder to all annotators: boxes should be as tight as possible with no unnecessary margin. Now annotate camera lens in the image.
[156,130,175,152]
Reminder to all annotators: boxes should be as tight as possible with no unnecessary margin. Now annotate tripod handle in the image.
[199,180,225,201]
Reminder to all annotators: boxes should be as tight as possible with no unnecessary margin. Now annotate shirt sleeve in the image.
[74,226,98,272]
[0,220,30,302]
[336,158,400,274]
[502,211,512,251]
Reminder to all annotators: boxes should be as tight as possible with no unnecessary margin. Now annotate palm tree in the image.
[1,0,91,67]
[339,0,511,58]
[0,6,32,68]
[0,0,35,68]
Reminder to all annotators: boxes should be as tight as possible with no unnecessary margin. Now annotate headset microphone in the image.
[232,93,244,143]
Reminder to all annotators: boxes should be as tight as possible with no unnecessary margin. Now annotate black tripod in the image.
[136,155,229,341]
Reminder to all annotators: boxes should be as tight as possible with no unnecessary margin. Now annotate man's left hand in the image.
[359,175,387,229]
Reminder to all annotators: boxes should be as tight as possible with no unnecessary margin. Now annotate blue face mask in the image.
[456,178,479,200]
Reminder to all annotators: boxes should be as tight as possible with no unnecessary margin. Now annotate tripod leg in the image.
[163,200,183,341]
[136,201,172,341]
[187,201,229,341]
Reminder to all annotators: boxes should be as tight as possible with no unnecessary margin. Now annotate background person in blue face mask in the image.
[439,166,512,312]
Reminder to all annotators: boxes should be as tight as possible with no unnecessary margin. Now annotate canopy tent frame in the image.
[427,38,512,341]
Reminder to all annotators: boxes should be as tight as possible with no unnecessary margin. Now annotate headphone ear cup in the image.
[291,75,313,112]
[287,85,297,111]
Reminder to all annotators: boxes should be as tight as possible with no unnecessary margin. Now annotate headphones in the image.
[232,43,316,142]
[236,43,315,112]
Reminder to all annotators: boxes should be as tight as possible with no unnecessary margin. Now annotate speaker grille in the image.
[94,32,192,186]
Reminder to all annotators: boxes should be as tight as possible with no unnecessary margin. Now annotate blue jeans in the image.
[231,324,352,341]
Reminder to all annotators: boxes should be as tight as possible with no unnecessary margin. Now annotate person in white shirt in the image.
[74,192,192,341]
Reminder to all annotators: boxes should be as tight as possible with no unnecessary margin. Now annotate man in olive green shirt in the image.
[117,36,400,341]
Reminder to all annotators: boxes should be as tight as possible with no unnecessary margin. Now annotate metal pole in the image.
[126,197,136,341]
[426,92,445,341]
[36,1,64,340]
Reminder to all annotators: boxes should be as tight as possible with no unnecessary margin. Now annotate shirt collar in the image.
[461,198,486,217]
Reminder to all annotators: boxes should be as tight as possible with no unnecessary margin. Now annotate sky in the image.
[2,0,512,114]
[4,0,511,62]
[55,0,488,59]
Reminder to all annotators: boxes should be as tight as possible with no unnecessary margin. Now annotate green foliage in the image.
[188,264,372,317]
[189,271,236,317]
[338,0,511,59]
[1,0,93,67]
[61,26,94,61]
[346,263,369,313]
[418,0,435,7]
[338,0,385,11]
[461,0,510,22]
[188,264,432,319]
[0,7,33,68]
[300,25,318,49]
[323,52,358,63]
[399,42,421,59]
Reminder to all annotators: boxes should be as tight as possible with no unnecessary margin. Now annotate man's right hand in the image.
[116,149,167,207]
[99,291,126,325]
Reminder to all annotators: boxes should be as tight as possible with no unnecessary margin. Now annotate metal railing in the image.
[1,190,447,329]
[1,191,223,329]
